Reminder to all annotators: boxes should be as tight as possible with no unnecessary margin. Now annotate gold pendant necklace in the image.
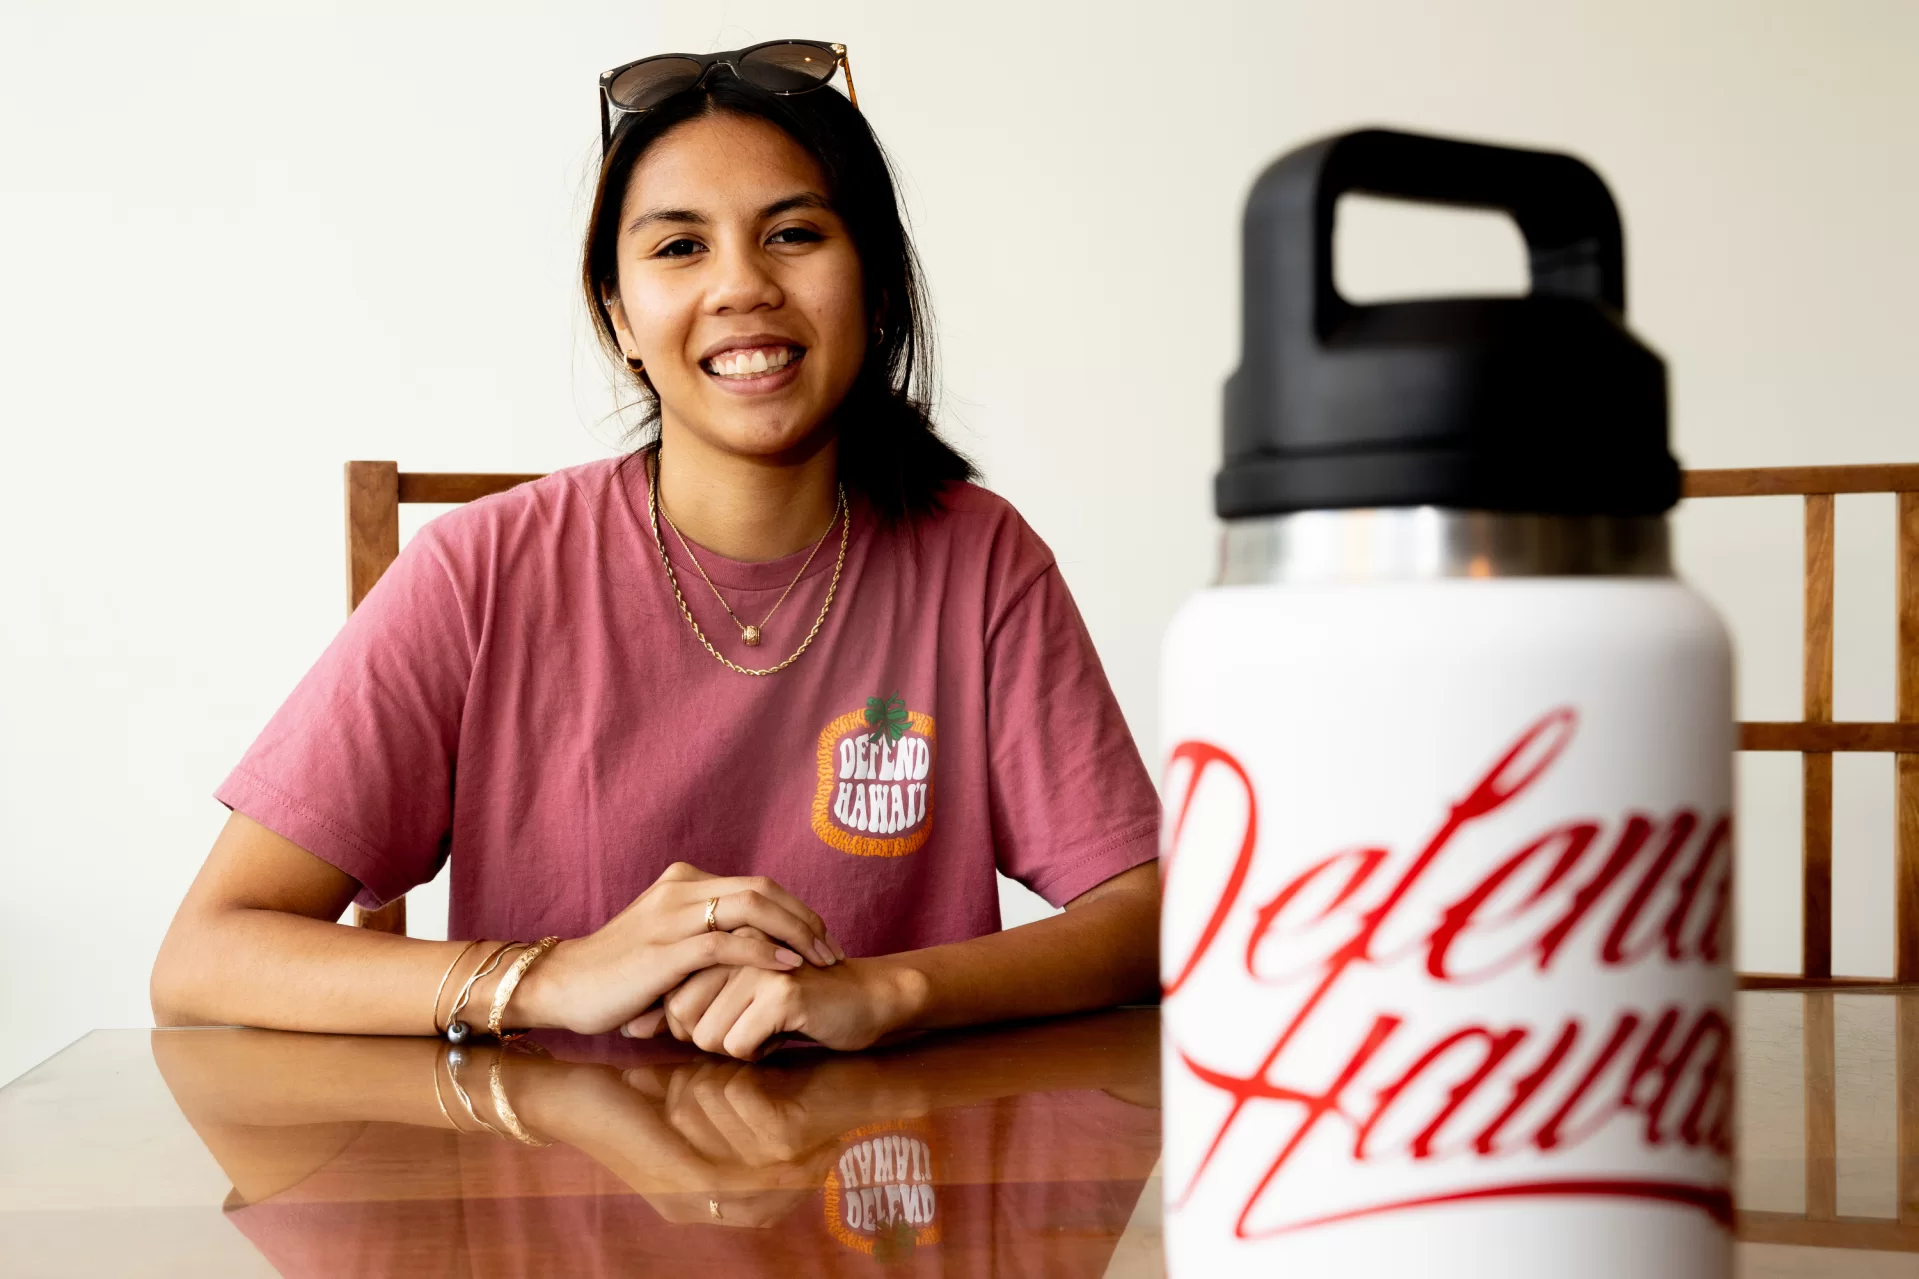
[645,450,849,677]
[658,475,839,648]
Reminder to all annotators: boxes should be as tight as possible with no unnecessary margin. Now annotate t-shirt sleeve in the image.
[213,526,473,909]
[983,561,1161,907]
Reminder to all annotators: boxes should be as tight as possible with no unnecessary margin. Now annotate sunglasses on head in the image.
[598,39,858,154]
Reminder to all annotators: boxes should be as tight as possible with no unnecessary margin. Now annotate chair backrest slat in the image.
[1684,464,1919,498]
[345,461,401,613]
[1900,492,1919,984]
[340,462,546,936]
[1803,493,1835,980]
[397,472,547,504]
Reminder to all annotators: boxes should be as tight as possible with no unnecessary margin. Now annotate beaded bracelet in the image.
[429,1046,461,1131]
[443,942,521,1044]
[429,939,484,1034]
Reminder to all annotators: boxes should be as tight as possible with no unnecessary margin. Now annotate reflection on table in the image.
[3,994,1918,1276]
[95,1010,1156,1277]
[1736,989,1919,1273]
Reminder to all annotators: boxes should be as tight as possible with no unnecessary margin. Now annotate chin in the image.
[703,414,835,462]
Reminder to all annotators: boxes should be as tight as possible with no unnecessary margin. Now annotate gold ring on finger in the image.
[709,1197,724,1220]
[704,897,720,933]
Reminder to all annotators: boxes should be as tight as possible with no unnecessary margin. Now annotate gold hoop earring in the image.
[625,355,645,373]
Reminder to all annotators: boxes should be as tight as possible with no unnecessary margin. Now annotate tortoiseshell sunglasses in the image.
[598,39,858,154]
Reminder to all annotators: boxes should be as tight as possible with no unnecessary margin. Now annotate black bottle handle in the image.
[1244,127,1626,342]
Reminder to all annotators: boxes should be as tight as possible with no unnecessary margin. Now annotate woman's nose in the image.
[707,243,784,314]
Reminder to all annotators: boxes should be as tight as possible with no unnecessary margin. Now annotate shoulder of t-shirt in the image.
[915,479,1063,637]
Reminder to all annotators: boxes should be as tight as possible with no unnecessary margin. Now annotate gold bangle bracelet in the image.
[445,1046,504,1139]
[488,1055,552,1147]
[486,936,561,1038]
[430,940,484,1034]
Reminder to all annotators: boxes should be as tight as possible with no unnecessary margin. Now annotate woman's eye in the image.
[769,227,823,245]
[655,238,704,258]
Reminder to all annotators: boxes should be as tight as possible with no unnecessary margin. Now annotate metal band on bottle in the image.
[1216,509,1671,585]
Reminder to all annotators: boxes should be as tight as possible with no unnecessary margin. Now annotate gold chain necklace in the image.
[645,451,849,677]
[659,479,839,648]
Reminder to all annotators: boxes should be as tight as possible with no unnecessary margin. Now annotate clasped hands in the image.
[511,861,923,1061]
[488,1046,918,1230]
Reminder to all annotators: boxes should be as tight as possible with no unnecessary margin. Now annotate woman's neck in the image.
[651,425,841,563]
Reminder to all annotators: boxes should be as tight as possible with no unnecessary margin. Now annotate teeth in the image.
[707,345,794,377]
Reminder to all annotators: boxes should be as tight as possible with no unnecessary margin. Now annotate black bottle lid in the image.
[1217,127,1677,520]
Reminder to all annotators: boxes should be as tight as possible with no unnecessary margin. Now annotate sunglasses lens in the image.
[738,43,837,93]
[606,56,706,111]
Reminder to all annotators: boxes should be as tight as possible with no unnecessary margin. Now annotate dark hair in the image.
[581,75,976,526]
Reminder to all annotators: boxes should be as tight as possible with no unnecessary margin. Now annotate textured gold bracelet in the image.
[488,1055,553,1147]
[487,936,561,1038]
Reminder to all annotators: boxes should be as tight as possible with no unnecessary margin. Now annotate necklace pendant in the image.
[741,624,763,647]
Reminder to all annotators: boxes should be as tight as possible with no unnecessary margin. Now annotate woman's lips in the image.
[703,347,806,396]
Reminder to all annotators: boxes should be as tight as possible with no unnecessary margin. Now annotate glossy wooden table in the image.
[0,994,1914,1276]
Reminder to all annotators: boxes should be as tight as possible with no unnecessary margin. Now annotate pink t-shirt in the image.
[215,456,1159,954]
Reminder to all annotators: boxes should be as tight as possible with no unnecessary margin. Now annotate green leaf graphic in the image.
[866,691,908,744]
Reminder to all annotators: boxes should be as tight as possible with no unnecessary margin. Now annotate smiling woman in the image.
[149,42,1163,1067]
[584,66,967,531]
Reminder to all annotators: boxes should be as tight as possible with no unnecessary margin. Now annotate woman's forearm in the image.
[151,902,513,1036]
[152,1027,450,1125]
[875,862,1160,1035]
[152,812,524,1035]
[154,813,833,1039]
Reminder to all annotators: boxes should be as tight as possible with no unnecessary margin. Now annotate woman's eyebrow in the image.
[626,207,705,234]
[759,192,833,219]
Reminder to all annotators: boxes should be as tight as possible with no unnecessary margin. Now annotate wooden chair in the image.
[1681,464,1919,988]
[344,462,545,934]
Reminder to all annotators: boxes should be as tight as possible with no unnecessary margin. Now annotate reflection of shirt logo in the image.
[823,1120,940,1256]
[811,701,937,858]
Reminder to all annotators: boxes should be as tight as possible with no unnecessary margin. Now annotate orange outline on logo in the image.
[812,709,937,857]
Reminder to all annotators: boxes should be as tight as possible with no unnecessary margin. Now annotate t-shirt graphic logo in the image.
[811,691,936,857]
[823,1119,940,1257]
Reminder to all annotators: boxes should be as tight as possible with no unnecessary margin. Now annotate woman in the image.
[151,40,1161,1062]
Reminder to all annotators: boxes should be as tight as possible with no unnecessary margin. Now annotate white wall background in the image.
[2,0,1914,1087]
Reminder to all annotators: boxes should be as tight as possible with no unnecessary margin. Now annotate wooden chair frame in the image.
[1683,465,1919,988]
[344,462,544,933]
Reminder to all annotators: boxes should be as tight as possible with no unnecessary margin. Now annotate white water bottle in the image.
[1159,129,1735,1278]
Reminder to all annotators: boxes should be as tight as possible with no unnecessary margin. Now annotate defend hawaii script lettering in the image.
[1161,709,1735,1239]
